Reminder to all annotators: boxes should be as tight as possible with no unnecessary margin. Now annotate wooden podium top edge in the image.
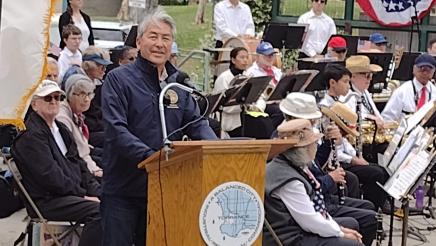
[137,139,298,170]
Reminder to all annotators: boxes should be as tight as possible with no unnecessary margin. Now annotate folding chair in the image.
[1,147,82,246]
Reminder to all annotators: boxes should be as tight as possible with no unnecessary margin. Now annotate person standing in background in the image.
[59,0,94,52]
[298,0,336,58]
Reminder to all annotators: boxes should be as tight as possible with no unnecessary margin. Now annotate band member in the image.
[321,103,389,211]
[298,0,336,58]
[344,55,384,127]
[326,36,348,61]
[319,63,351,107]
[265,119,365,246]
[382,53,436,122]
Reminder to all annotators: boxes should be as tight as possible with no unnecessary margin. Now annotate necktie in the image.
[264,67,277,86]
[417,87,427,110]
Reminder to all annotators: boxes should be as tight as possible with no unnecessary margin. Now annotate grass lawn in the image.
[164,4,214,51]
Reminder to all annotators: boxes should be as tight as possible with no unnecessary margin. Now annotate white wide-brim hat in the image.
[279,92,322,120]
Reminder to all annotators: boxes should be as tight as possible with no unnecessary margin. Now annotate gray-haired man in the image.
[101,7,217,245]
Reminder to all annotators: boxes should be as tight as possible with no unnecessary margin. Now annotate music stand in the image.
[392,52,421,81]
[298,60,345,92]
[262,22,307,50]
[321,35,361,56]
[125,25,138,48]
[357,52,393,92]
[268,71,318,102]
[226,76,272,106]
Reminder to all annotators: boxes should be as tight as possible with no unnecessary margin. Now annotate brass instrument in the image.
[359,121,399,144]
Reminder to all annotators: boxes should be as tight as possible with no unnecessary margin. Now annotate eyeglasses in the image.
[43,94,65,102]
[72,92,95,100]
[312,0,326,3]
[357,72,373,79]
[128,57,136,61]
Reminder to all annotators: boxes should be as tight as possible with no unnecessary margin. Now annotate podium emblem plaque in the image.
[199,181,265,245]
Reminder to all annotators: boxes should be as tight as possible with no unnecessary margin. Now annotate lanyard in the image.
[412,80,432,107]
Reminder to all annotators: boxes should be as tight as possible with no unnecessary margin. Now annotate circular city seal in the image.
[165,89,178,104]
[199,181,264,246]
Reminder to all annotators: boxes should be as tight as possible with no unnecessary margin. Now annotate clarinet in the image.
[375,208,384,246]
[342,92,363,158]
[327,123,346,205]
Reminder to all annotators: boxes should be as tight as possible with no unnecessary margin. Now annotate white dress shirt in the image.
[381,78,436,122]
[58,48,82,80]
[214,0,255,41]
[297,10,336,57]
[336,138,356,164]
[273,178,343,238]
[212,69,243,131]
[344,86,383,120]
[50,122,68,156]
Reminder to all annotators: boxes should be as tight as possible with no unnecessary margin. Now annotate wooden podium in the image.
[138,139,296,245]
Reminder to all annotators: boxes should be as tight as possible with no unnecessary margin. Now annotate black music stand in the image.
[392,52,421,81]
[357,52,393,93]
[262,22,307,50]
[268,71,318,102]
[125,25,138,48]
[226,76,272,106]
[225,76,272,136]
[298,60,345,92]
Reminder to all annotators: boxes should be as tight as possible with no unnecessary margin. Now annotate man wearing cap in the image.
[247,41,283,127]
[326,36,348,61]
[265,119,364,246]
[214,0,255,48]
[11,80,102,246]
[360,33,388,53]
[345,55,384,126]
[298,0,336,58]
[101,8,217,245]
[382,53,436,122]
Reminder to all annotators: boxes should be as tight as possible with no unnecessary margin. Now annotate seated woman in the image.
[11,80,101,246]
[57,74,103,177]
[265,119,364,246]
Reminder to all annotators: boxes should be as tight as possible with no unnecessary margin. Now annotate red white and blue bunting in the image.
[356,0,436,27]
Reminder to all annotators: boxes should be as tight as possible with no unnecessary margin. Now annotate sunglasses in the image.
[128,57,136,61]
[312,0,326,3]
[43,94,65,102]
[357,72,373,79]
[333,49,347,54]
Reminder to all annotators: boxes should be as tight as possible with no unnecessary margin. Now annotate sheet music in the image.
[380,119,407,168]
[384,150,431,200]
[387,126,425,174]
[406,101,436,134]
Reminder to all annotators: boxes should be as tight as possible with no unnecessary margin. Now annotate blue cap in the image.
[256,42,277,56]
[82,54,112,66]
[415,54,436,69]
[369,33,387,44]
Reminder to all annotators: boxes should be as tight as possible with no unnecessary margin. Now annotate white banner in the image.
[0,0,58,129]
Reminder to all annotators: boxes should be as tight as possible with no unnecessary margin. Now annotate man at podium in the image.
[100,8,217,246]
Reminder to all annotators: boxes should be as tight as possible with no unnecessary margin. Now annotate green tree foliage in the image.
[244,0,272,33]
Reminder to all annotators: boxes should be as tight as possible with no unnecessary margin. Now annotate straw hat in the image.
[279,92,322,120]
[320,102,359,137]
[277,119,323,147]
[345,55,382,73]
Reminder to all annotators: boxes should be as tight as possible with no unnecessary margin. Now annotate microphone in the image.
[168,71,202,96]
[158,81,208,160]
